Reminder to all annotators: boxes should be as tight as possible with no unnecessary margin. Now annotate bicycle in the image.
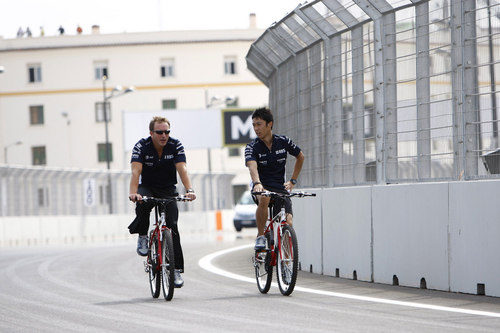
[251,190,316,296]
[141,195,192,301]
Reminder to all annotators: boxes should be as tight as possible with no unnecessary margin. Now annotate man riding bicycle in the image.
[245,107,305,251]
[128,116,196,288]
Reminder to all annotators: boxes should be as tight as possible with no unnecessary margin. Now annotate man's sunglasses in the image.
[154,130,170,135]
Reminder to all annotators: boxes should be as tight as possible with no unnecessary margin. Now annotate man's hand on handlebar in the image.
[252,183,264,193]
[129,193,143,202]
[185,191,196,201]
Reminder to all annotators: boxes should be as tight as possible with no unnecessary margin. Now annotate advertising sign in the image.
[222,109,256,146]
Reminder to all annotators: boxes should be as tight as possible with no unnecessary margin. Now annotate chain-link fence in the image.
[0,165,234,217]
[247,0,500,187]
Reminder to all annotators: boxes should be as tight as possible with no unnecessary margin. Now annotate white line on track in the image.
[199,243,500,318]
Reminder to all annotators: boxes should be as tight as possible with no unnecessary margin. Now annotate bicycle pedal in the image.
[143,261,150,273]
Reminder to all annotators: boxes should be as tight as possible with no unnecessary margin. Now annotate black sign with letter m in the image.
[222,109,256,146]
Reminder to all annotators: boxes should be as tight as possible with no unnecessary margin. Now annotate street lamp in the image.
[0,66,4,73]
[204,92,237,210]
[4,141,22,164]
[101,75,135,213]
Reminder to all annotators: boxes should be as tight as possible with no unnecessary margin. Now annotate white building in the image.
[0,22,268,200]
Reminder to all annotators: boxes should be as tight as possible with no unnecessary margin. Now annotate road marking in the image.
[199,244,500,318]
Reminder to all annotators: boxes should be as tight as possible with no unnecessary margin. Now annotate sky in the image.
[0,0,303,39]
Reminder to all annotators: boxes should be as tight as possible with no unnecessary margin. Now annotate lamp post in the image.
[4,141,22,164]
[101,75,135,213]
[204,92,236,210]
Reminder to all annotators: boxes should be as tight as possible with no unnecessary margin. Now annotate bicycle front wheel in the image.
[148,231,161,298]
[254,232,273,293]
[276,225,298,296]
[161,229,175,301]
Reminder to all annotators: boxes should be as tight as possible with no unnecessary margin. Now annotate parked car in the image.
[233,191,256,232]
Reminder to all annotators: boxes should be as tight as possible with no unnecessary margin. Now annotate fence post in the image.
[416,1,431,180]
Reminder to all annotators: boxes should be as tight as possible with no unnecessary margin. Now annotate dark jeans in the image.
[128,186,184,272]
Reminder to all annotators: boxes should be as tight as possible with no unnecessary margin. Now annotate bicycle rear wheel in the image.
[161,229,175,301]
[276,225,298,296]
[254,232,273,293]
[148,231,161,298]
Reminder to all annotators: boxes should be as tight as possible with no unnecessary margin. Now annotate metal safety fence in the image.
[247,0,500,187]
[0,165,234,217]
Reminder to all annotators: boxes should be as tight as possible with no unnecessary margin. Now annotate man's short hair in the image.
[149,116,170,131]
[252,107,273,125]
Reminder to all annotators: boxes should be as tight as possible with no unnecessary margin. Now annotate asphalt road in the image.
[1,231,500,332]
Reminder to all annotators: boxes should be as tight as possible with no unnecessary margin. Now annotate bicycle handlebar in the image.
[140,195,193,203]
[251,191,316,198]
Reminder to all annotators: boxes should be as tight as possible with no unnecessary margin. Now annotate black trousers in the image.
[128,186,184,272]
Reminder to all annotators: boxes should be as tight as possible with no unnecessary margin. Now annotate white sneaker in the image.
[254,235,266,251]
[136,235,148,256]
[174,269,184,288]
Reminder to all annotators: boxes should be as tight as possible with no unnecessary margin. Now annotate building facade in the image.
[0,25,268,199]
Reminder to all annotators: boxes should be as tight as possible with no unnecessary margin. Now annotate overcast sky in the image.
[0,0,302,38]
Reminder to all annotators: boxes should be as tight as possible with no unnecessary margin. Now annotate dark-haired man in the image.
[244,107,305,250]
[128,116,196,288]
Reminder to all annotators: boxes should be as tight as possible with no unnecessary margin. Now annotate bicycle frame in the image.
[148,202,168,269]
[262,203,288,267]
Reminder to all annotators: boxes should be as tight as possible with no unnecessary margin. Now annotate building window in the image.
[94,61,108,80]
[160,58,175,77]
[97,143,113,162]
[162,99,177,110]
[37,187,49,207]
[32,146,46,165]
[95,102,111,122]
[228,147,241,157]
[342,103,375,139]
[224,56,237,75]
[28,64,42,83]
[29,105,44,125]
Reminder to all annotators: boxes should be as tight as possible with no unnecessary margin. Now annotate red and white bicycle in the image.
[251,191,315,296]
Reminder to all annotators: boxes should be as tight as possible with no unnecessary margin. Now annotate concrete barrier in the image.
[323,186,372,282]
[0,210,235,247]
[292,188,323,274]
[449,180,500,296]
[372,183,449,291]
[293,180,500,297]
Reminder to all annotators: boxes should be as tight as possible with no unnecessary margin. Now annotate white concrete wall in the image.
[372,183,449,290]
[323,186,372,281]
[448,180,500,296]
[0,209,235,247]
[293,180,500,297]
[292,189,323,274]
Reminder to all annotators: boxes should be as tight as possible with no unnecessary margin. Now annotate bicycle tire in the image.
[255,232,273,293]
[161,229,175,301]
[148,231,161,298]
[276,225,298,296]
